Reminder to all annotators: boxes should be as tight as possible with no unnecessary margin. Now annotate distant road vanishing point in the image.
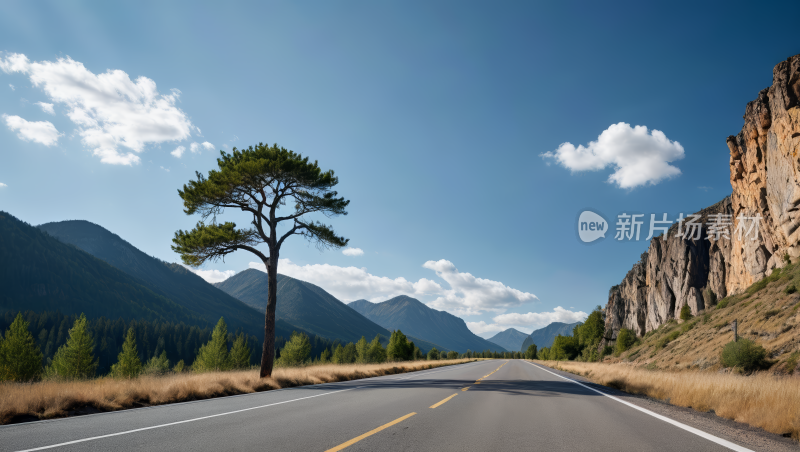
[1,360,762,451]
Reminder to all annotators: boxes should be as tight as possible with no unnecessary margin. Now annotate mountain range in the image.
[521,321,581,350]
[486,328,529,352]
[214,270,443,353]
[348,296,507,353]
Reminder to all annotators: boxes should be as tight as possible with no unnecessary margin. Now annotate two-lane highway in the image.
[1,360,755,451]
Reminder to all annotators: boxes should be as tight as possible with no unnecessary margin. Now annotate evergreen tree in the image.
[0,313,43,381]
[47,314,98,379]
[143,351,170,376]
[173,360,186,373]
[386,330,412,361]
[447,351,458,359]
[366,335,386,363]
[412,346,422,361]
[355,336,368,363]
[230,334,252,369]
[524,343,538,360]
[110,327,142,378]
[342,342,357,363]
[277,332,310,367]
[332,344,345,364]
[427,347,440,360]
[319,349,331,363]
[193,317,231,372]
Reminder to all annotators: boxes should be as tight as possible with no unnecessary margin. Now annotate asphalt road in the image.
[0,360,762,451]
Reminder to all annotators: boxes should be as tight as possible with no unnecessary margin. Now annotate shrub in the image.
[655,330,681,351]
[680,304,692,321]
[717,298,730,309]
[764,309,781,320]
[602,345,613,357]
[616,328,636,354]
[746,269,782,295]
[720,338,767,372]
[143,351,170,376]
[784,285,797,295]
[702,312,712,324]
[446,351,458,359]
[786,351,800,375]
[427,347,440,361]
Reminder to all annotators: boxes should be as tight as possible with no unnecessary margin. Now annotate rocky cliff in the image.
[604,54,800,340]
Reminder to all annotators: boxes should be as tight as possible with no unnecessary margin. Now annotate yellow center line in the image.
[429,393,458,409]
[461,387,470,391]
[325,412,417,452]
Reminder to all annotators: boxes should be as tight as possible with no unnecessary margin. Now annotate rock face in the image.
[604,54,800,340]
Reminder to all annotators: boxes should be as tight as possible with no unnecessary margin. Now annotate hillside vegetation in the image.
[611,261,800,373]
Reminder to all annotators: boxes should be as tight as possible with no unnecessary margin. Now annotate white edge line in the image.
[15,386,362,452]
[527,362,752,452]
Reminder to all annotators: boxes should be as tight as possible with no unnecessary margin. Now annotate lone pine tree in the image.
[193,317,230,372]
[173,144,349,377]
[111,327,142,378]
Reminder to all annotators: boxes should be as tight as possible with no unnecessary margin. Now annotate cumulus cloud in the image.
[36,102,54,115]
[423,260,537,315]
[466,307,588,335]
[249,258,537,316]
[0,52,195,165]
[342,247,364,257]
[249,259,442,302]
[185,267,236,284]
[3,114,61,146]
[540,122,684,189]
[171,145,186,158]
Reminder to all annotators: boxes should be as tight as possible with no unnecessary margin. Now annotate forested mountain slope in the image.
[348,296,507,353]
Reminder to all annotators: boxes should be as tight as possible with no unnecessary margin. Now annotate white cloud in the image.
[160,166,170,172]
[465,321,508,335]
[3,114,61,146]
[189,141,213,153]
[185,267,235,284]
[249,258,536,316]
[171,145,185,158]
[0,52,195,165]
[250,259,442,302]
[466,307,588,335]
[36,102,54,115]
[423,260,537,315]
[540,122,684,189]
[0,182,6,188]
[342,247,364,256]
[8,84,14,91]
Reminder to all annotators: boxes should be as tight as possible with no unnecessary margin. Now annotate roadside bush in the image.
[143,351,170,376]
[720,338,767,372]
[615,328,636,354]
[427,347,440,361]
[679,304,692,321]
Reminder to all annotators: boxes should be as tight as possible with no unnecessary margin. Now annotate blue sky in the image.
[2,1,799,338]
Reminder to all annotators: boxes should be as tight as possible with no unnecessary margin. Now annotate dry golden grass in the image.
[0,359,473,425]
[536,360,800,440]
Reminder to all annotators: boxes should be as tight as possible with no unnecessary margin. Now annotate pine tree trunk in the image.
[260,254,278,378]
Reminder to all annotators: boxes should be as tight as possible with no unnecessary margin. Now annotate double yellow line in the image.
[326,360,509,451]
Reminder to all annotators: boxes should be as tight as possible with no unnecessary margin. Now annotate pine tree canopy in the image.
[0,313,43,381]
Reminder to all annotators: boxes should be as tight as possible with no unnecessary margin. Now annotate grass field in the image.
[0,359,475,425]
[536,360,800,440]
